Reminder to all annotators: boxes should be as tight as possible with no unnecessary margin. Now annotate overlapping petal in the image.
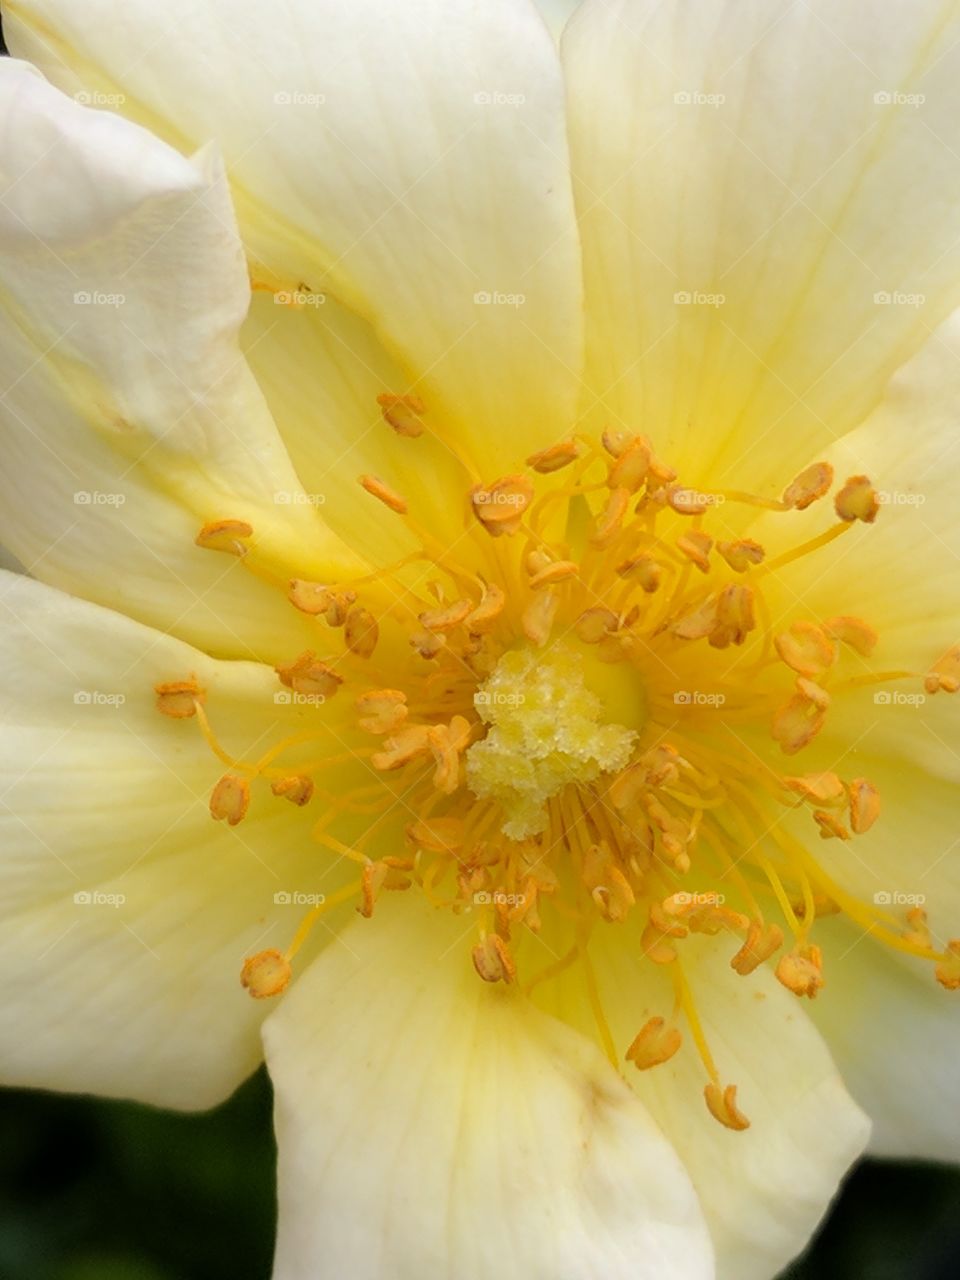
[0,60,363,662]
[264,897,715,1280]
[7,0,585,473]
[0,572,360,1109]
[544,930,870,1280]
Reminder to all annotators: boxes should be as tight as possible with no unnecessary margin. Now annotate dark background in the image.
[1,10,959,1279]
[0,1070,959,1280]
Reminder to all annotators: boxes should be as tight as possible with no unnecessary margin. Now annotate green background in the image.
[0,1069,958,1279]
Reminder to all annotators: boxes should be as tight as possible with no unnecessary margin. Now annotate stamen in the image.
[470,475,534,536]
[775,621,836,677]
[377,391,425,437]
[776,943,824,998]
[271,775,314,806]
[626,1016,682,1069]
[471,933,516,983]
[359,473,408,515]
[526,439,581,473]
[782,462,833,510]
[195,519,253,556]
[704,1082,751,1131]
[241,949,292,999]
[834,475,880,524]
[210,774,250,825]
[717,539,765,572]
[847,778,880,833]
[154,677,204,719]
[275,652,343,699]
[925,645,960,695]
[344,606,379,658]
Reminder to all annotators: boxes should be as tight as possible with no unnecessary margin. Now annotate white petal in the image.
[8,0,584,472]
[562,0,960,492]
[0,61,362,660]
[808,919,960,1163]
[536,0,583,40]
[545,930,870,1280]
[263,898,714,1280]
[0,572,361,1110]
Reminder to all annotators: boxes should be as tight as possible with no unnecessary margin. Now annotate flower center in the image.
[466,644,640,839]
[154,397,960,1131]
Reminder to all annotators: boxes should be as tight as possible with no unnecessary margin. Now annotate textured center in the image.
[465,645,639,839]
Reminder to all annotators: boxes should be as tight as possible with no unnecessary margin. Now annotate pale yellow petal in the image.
[264,897,714,1280]
[0,61,362,662]
[563,0,960,493]
[0,573,361,1109]
[7,0,584,473]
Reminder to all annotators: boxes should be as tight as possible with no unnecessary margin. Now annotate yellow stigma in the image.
[466,645,639,839]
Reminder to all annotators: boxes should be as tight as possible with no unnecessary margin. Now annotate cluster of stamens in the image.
[154,391,960,1130]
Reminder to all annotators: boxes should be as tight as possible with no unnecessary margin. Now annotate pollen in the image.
[241,948,292,999]
[154,677,204,719]
[159,416,958,1139]
[465,646,638,839]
